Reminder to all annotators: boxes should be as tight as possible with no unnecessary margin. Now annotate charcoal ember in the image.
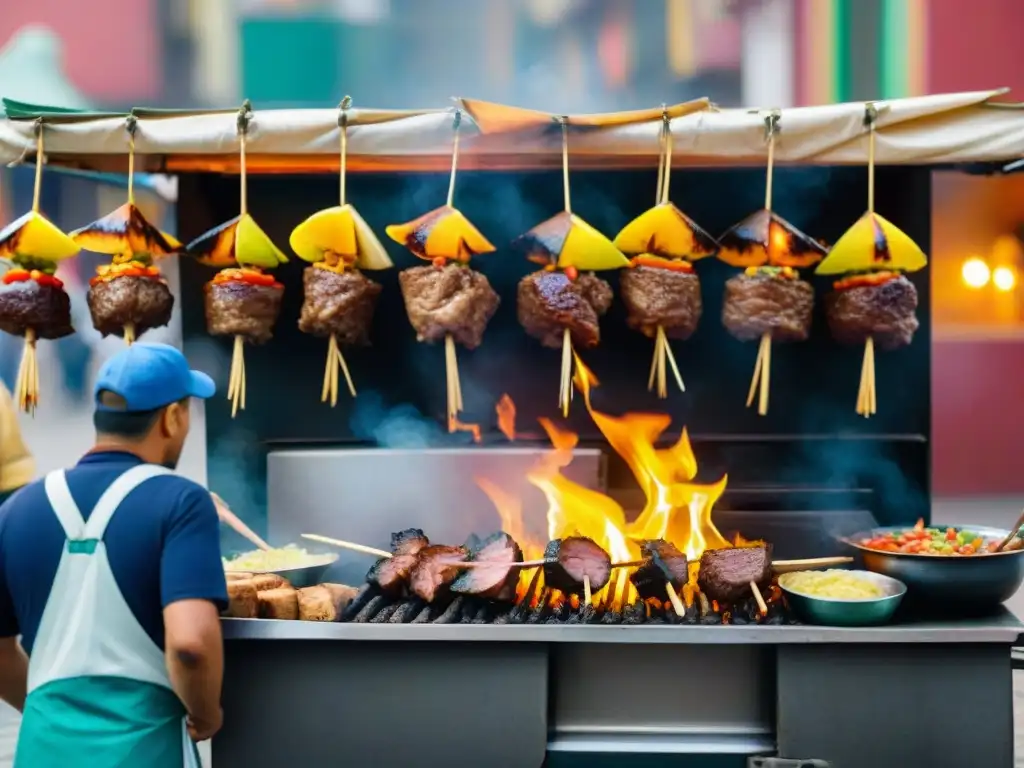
[492,613,511,625]
[622,603,645,625]
[731,614,749,625]
[631,540,689,600]
[389,600,424,624]
[700,612,722,625]
[580,606,600,624]
[554,600,573,622]
[399,264,499,348]
[517,270,613,349]
[472,603,494,623]
[409,545,468,603]
[370,603,401,623]
[451,532,523,601]
[367,554,418,597]
[698,545,772,604]
[88,275,173,338]
[599,611,622,625]
[434,596,467,625]
[340,584,376,622]
[205,279,283,344]
[352,595,389,623]
[411,603,436,624]
[298,266,382,345]
[391,528,429,556]
[543,537,612,596]
[0,280,73,339]
[526,605,548,624]
[565,614,581,625]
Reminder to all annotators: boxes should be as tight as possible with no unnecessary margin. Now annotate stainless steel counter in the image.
[221,610,1024,644]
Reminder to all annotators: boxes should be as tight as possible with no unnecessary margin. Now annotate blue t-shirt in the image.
[0,451,228,653]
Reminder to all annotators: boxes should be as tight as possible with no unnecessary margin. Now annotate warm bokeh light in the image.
[993,265,1016,292]
[961,257,991,289]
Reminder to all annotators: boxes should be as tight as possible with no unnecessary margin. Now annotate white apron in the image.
[14,465,201,768]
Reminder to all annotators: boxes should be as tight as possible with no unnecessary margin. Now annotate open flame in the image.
[479,354,734,611]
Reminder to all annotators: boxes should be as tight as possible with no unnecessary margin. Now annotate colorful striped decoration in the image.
[880,0,928,98]
[666,0,696,79]
[797,0,838,104]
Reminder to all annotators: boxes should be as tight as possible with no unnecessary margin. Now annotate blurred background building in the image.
[2,0,1024,498]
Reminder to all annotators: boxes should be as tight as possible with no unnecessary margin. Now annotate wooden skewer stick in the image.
[665,583,685,617]
[123,322,136,345]
[14,328,38,415]
[212,493,271,551]
[771,556,853,573]
[558,327,573,417]
[301,533,391,559]
[750,581,768,616]
[444,334,465,432]
[227,334,246,418]
[996,510,1024,552]
[583,574,592,606]
[746,333,772,415]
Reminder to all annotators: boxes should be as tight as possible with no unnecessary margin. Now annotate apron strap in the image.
[43,471,86,540]
[83,464,172,540]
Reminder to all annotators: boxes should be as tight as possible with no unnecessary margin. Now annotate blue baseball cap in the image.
[94,343,215,412]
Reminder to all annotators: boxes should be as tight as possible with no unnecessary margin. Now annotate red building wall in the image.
[0,0,159,103]
[928,0,1024,99]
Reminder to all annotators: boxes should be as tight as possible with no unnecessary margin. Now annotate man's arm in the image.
[161,485,228,741]
[0,638,27,712]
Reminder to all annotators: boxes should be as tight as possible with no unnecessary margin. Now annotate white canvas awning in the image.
[1,90,1022,174]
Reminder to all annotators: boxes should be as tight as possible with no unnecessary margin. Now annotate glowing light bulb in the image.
[962,257,991,289]
[993,266,1016,292]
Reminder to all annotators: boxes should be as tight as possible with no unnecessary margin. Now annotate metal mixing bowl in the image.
[225,553,340,589]
[779,570,906,626]
[846,525,1024,606]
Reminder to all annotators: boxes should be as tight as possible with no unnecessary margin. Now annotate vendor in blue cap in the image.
[0,342,228,767]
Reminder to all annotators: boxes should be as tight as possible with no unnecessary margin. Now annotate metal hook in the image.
[452,107,462,132]
[762,109,781,142]
[33,118,43,138]
[864,102,879,130]
[236,100,253,135]
[125,114,138,137]
[338,95,352,129]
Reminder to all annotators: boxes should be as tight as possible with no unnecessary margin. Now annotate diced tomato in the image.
[632,255,694,274]
[913,518,925,531]
[946,528,957,542]
[2,269,30,284]
[563,266,579,281]
[432,257,447,269]
[833,271,899,292]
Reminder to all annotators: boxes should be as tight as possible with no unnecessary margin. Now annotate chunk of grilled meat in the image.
[698,545,772,604]
[630,540,689,600]
[408,545,469,603]
[0,280,73,339]
[825,275,918,351]
[398,263,500,349]
[517,271,613,349]
[205,280,283,344]
[298,267,382,346]
[451,532,524,601]
[619,268,702,340]
[88,275,174,339]
[722,273,814,343]
[543,537,612,596]
[366,555,418,597]
[391,528,430,557]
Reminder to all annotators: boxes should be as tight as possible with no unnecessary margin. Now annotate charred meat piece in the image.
[298,267,382,346]
[451,532,524,601]
[0,280,73,339]
[399,264,500,349]
[698,545,772,604]
[630,540,689,600]
[825,275,918,351]
[204,280,283,344]
[543,537,612,595]
[367,554,418,597]
[619,268,702,340]
[391,528,430,557]
[722,273,814,343]
[408,545,468,603]
[88,276,174,339]
[517,271,613,349]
